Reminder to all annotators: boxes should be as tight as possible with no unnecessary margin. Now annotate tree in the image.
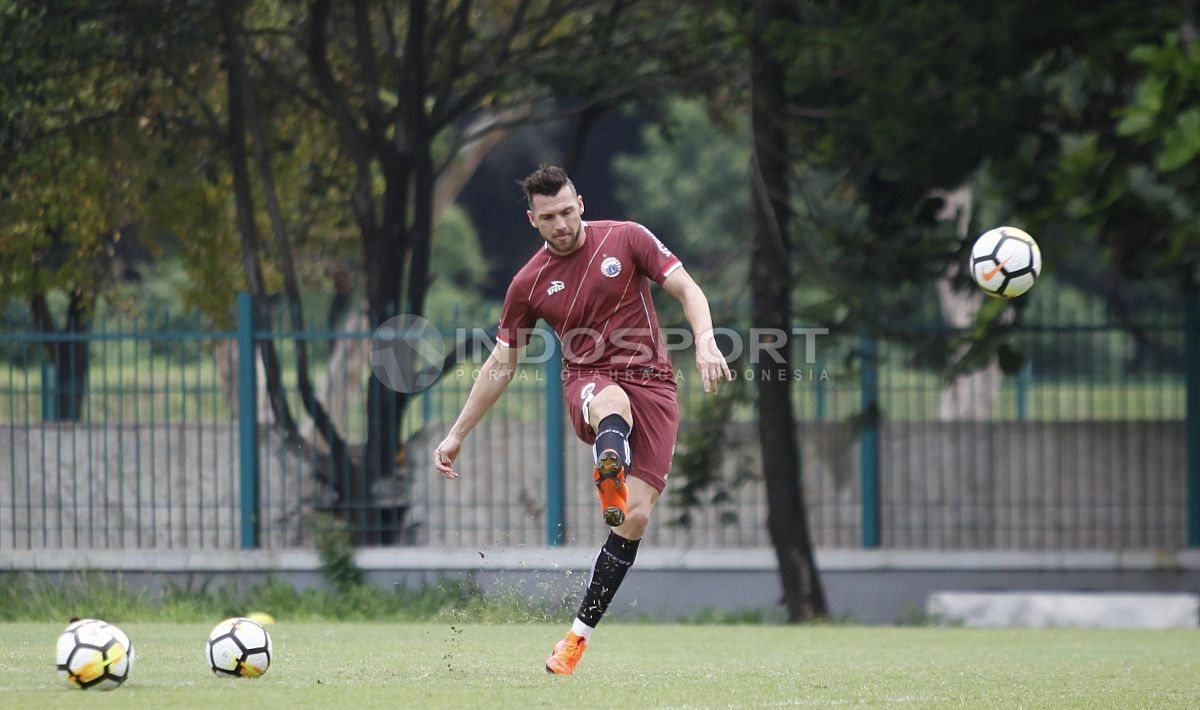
[3,0,736,539]
[613,85,830,620]
[1026,14,1200,290]
[613,99,752,308]
[747,0,828,621]
[0,2,181,419]
[262,0,738,535]
[669,0,1179,617]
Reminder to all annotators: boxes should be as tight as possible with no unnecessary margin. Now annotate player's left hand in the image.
[696,330,733,394]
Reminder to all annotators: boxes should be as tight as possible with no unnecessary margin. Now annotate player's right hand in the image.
[433,434,462,480]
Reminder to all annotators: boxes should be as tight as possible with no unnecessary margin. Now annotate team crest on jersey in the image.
[546,280,565,296]
[600,257,622,278]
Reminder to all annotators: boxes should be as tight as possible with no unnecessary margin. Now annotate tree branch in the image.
[305,0,368,163]
[242,20,353,494]
[352,0,388,153]
[432,0,532,129]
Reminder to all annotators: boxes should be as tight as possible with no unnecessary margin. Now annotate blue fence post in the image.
[237,293,260,549]
[1186,288,1200,547]
[544,328,566,546]
[860,331,881,548]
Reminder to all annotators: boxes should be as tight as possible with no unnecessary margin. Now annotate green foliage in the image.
[1054,28,1200,283]
[425,205,491,315]
[613,99,752,310]
[668,372,755,529]
[312,513,366,593]
[0,1,244,326]
[104,258,214,350]
[756,1,1196,321]
[728,1,1196,406]
[1118,33,1200,170]
[895,602,960,628]
[303,511,574,622]
[782,3,1070,196]
[673,606,782,625]
[0,570,563,624]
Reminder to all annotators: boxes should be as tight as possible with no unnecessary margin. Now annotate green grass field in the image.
[3,622,1198,708]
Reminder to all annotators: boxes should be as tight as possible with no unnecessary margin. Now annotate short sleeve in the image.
[627,223,682,285]
[496,279,537,349]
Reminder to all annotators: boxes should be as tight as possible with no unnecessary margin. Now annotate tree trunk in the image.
[31,290,90,421]
[237,7,348,492]
[218,0,301,446]
[563,104,605,176]
[750,0,828,622]
[928,184,1004,420]
[301,307,369,446]
[213,338,273,423]
[356,156,409,541]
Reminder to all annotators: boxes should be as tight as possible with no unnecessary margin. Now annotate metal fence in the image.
[2,291,1197,551]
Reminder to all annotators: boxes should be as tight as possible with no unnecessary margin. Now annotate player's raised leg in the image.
[586,385,633,527]
[546,477,660,675]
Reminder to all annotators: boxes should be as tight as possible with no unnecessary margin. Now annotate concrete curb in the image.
[4,547,1199,573]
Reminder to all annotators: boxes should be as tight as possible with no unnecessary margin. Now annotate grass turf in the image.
[2,622,1197,708]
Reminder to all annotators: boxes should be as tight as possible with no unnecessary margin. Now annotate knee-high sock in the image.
[575,530,640,630]
[593,413,632,471]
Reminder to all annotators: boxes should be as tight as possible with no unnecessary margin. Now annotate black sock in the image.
[593,413,632,470]
[576,531,640,628]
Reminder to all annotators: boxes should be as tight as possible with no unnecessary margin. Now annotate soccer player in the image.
[432,164,732,675]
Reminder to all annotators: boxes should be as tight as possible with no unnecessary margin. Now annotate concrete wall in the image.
[877,421,1188,549]
[0,425,322,549]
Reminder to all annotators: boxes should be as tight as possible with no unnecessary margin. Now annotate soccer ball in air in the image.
[206,617,273,678]
[970,226,1042,298]
[55,618,135,690]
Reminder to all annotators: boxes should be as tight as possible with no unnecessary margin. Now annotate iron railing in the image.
[1,291,1196,551]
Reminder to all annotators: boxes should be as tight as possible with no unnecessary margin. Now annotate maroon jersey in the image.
[496,220,682,374]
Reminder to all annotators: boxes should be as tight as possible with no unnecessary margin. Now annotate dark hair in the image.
[519,164,575,207]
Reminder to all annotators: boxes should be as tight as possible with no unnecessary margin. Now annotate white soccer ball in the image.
[55,618,135,690]
[206,617,273,678]
[970,226,1042,298]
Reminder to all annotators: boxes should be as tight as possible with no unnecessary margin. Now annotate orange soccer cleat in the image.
[545,631,588,675]
[592,449,628,527]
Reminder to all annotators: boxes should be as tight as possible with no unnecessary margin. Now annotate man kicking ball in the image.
[433,164,732,674]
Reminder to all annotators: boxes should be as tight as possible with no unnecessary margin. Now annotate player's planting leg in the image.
[547,478,659,675]
[546,531,639,675]
[579,531,641,627]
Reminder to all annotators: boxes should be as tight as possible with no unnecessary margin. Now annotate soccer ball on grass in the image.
[206,616,273,678]
[969,226,1042,299]
[56,618,135,690]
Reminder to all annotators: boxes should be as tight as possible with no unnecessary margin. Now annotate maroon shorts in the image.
[562,369,680,492]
